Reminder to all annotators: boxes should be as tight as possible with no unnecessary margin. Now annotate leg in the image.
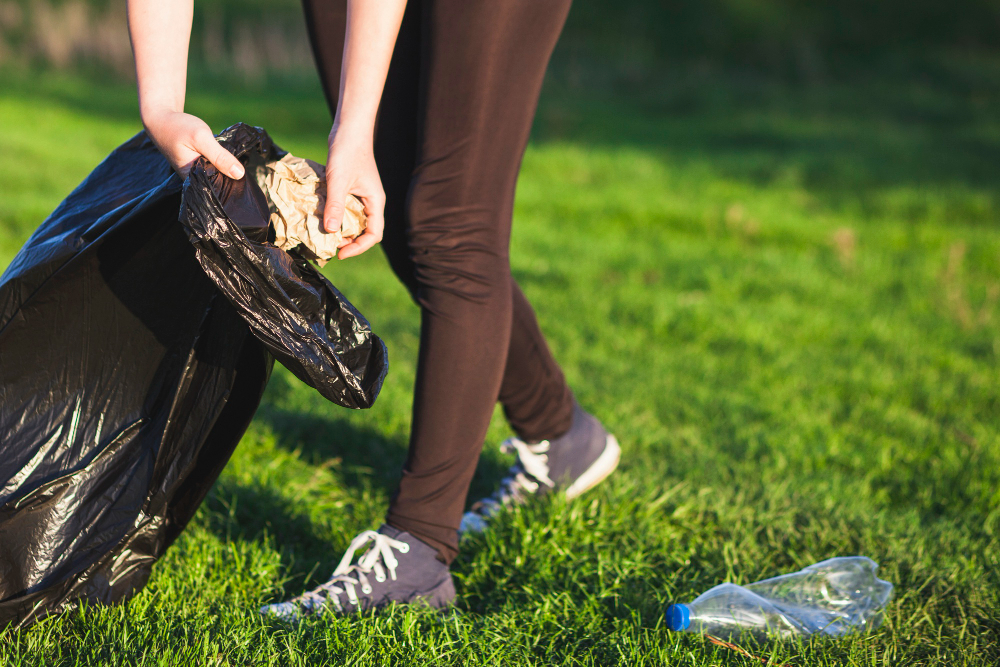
[382,0,574,563]
[303,0,573,444]
[301,0,574,563]
[501,282,575,442]
[261,0,582,621]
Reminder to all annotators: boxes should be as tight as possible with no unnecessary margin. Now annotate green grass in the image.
[1,65,999,665]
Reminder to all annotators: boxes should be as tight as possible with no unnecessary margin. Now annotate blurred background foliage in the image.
[1,0,999,84]
[564,0,1000,77]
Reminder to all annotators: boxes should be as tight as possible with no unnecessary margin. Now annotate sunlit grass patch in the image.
[0,67,998,665]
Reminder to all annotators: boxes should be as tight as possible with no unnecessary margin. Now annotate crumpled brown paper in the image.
[258,154,367,266]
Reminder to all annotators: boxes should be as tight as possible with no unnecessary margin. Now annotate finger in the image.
[193,131,245,179]
[361,192,386,243]
[324,177,347,233]
[339,192,384,258]
[338,229,382,259]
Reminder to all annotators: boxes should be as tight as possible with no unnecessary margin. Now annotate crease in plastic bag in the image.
[180,124,386,409]
[0,123,387,629]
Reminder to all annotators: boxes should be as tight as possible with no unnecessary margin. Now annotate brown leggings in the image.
[302,0,575,563]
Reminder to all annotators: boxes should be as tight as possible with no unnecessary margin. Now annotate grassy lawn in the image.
[1,64,999,665]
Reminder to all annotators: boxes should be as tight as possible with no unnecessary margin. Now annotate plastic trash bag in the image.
[182,125,386,408]
[0,123,387,629]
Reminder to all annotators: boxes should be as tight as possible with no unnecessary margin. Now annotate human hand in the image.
[323,126,385,259]
[141,109,245,180]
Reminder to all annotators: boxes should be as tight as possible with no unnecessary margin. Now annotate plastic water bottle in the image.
[666,557,893,639]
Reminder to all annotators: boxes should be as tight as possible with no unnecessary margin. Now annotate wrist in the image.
[139,101,181,129]
[330,114,375,145]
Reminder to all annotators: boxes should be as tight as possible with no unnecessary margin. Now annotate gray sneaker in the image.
[259,525,455,621]
[461,404,621,534]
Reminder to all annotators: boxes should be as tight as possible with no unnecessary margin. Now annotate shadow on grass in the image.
[198,460,515,594]
[258,405,406,498]
[196,369,515,575]
[203,476,344,579]
[256,370,515,508]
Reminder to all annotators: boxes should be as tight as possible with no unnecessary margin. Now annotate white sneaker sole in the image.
[564,433,621,499]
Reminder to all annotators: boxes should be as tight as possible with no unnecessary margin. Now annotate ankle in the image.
[382,520,453,566]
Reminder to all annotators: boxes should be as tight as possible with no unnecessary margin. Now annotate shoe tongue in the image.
[376,525,446,565]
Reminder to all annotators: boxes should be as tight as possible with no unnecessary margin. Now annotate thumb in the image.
[324,177,346,233]
[195,133,245,180]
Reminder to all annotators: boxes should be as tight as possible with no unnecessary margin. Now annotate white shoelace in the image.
[296,530,410,612]
[473,437,554,517]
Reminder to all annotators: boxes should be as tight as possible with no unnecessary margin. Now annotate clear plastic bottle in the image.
[666,557,893,639]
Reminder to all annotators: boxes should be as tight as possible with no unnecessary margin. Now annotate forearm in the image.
[127,0,193,122]
[125,0,242,178]
[334,0,408,140]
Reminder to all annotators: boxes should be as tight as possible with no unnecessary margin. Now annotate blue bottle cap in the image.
[666,603,691,631]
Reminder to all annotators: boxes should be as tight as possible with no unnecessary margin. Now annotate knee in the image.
[409,235,511,307]
[405,197,511,306]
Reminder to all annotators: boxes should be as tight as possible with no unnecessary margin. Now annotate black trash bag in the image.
[181,125,386,408]
[0,123,387,629]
